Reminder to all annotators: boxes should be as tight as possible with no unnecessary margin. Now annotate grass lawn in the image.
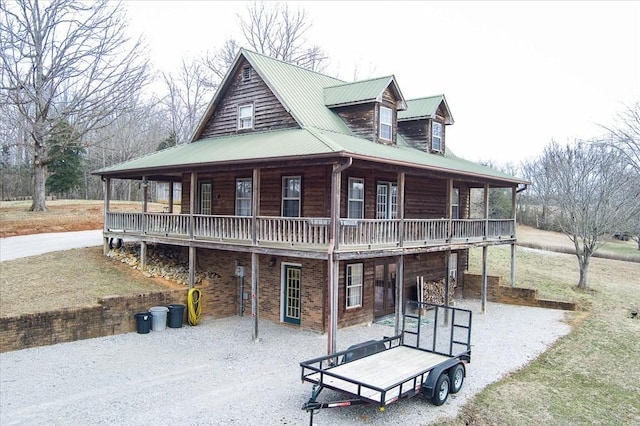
[0,246,176,316]
[441,245,640,425]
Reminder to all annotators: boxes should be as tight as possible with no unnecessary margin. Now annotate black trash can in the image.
[134,312,151,334]
[167,304,186,328]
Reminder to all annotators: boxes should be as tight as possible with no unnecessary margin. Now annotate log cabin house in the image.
[94,49,526,353]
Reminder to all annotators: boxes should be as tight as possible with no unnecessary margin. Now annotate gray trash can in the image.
[167,304,186,328]
[149,306,169,331]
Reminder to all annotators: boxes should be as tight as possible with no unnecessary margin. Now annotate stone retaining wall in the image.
[0,289,186,353]
[463,273,576,311]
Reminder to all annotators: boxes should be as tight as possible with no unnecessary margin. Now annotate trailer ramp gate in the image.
[300,301,472,423]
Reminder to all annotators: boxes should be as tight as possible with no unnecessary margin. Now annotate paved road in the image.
[0,229,103,262]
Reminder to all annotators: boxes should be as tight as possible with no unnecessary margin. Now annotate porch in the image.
[104,212,515,256]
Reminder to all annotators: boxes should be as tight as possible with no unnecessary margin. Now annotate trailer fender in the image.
[422,359,464,398]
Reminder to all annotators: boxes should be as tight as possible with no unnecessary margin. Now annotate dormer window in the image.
[432,121,443,151]
[379,106,393,140]
[238,104,254,129]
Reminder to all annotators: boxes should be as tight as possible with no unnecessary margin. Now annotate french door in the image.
[374,261,397,318]
[283,265,301,325]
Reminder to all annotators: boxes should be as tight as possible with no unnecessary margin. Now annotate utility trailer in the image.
[300,301,472,424]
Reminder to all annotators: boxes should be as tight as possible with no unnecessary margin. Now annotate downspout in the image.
[327,158,352,356]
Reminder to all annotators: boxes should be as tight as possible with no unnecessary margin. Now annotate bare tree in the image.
[204,1,327,83]
[599,100,640,174]
[160,58,217,144]
[538,140,640,289]
[239,2,326,70]
[0,0,149,210]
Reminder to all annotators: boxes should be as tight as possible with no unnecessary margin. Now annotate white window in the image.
[376,182,398,219]
[199,181,212,215]
[432,122,443,151]
[348,178,364,219]
[238,104,254,129]
[346,263,363,308]
[379,106,393,140]
[282,176,301,217]
[235,178,252,216]
[452,188,459,219]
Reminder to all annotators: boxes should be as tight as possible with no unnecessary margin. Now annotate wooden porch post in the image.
[328,164,342,355]
[328,159,352,355]
[188,172,197,289]
[168,181,174,214]
[447,179,453,242]
[395,255,404,336]
[482,246,488,314]
[395,172,405,333]
[251,168,260,341]
[140,177,148,270]
[482,183,489,313]
[252,251,259,341]
[188,247,196,289]
[103,177,110,254]
[510,186,517,286]
[189,172,196,239]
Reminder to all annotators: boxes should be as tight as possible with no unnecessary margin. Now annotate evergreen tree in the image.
[46,122,85,197]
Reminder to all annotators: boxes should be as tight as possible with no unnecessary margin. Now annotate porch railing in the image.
[105,212,515,249]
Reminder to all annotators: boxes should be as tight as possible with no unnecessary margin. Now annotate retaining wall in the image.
[0,289,187,353]
[463,273,576,311]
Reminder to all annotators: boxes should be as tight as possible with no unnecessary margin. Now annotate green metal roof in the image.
[96,49,523,185]
[324,76,407,109]
[398,95,454,124]
[242,50,351,133]
[97,126,524,184]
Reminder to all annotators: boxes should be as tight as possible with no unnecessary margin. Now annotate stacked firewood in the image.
[417,277,456,305]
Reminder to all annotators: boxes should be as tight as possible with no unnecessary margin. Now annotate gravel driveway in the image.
[0,300,570,426]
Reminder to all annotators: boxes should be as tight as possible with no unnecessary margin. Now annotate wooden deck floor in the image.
[307,346,450,405]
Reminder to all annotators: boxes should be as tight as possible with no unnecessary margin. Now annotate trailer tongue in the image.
[300,301,472,424]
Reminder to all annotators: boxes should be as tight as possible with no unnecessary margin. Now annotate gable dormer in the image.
[324,76,407,145]
[397,95,454,155]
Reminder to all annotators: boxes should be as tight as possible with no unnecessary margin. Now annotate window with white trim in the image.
[346,263,363,308]
[376,182,398,219]
[348,178,364,219]
[432,121,443,151]
[199,181,212,215]
[282,176,301,217]
[452,188,459,219]
[235,178,252,216]
[379,106,393,140]
[238,104,254,129]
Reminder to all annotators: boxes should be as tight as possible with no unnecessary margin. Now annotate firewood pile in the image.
[417,277,456,305]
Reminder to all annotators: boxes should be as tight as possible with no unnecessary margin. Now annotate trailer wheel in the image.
[431,373,450,406]
[449,364,465,394]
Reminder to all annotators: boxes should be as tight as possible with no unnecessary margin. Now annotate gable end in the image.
[199,59,299,139]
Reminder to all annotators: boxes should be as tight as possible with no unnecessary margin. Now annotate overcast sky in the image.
[124,1,640,166]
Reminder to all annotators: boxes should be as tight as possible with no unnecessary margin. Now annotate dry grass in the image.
[0,246,178,317]
[517,224,640,263]
[0,199,169,238]
[441,245,640,425]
